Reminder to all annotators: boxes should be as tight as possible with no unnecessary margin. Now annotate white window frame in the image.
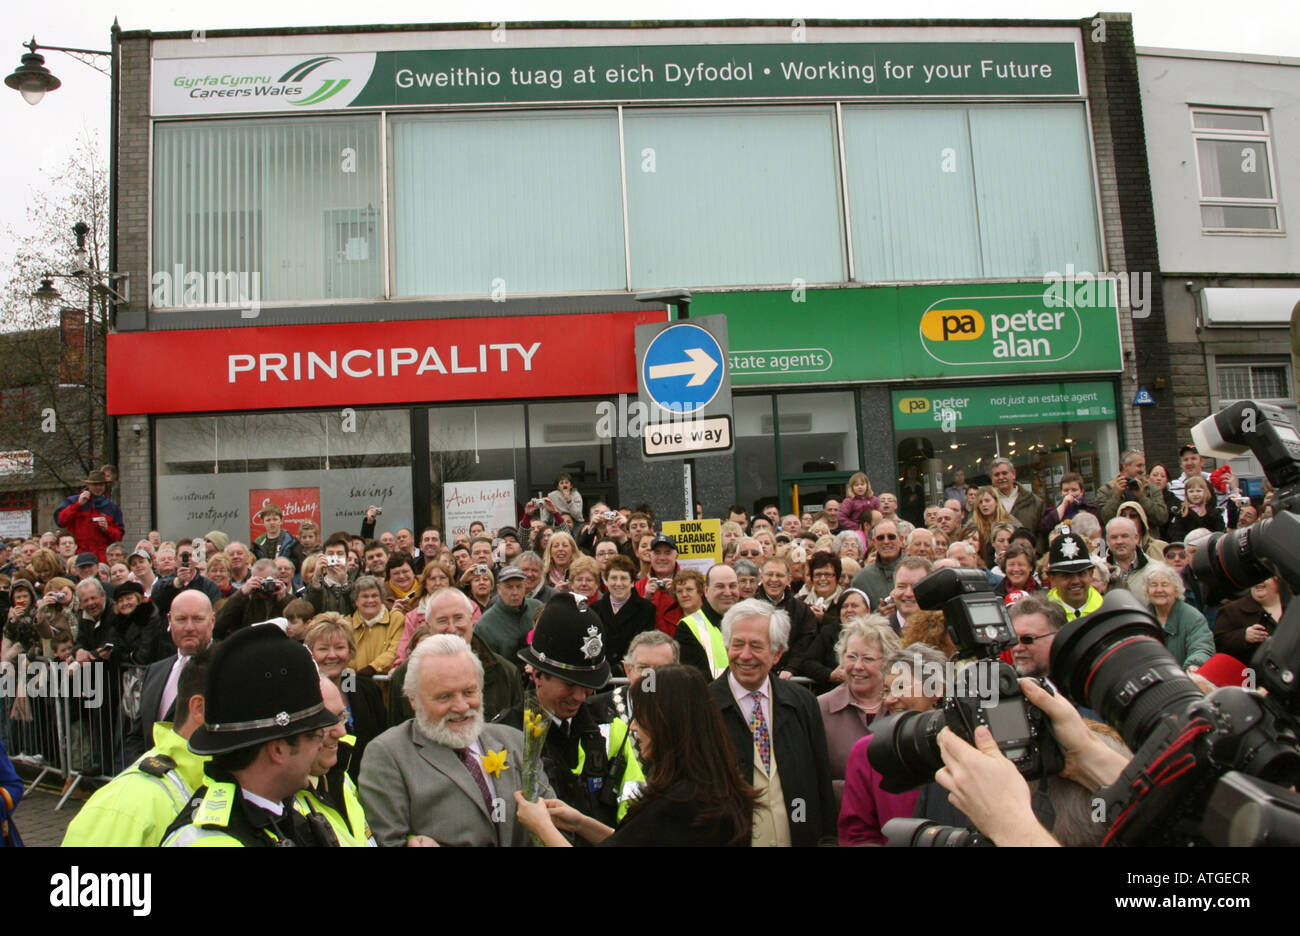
[1191,106,1283,235]
[1212,357,1296,479]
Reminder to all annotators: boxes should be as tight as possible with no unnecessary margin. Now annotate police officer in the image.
[162,624,341,846]
[61,649,212,847]
[496,594,623,833]
[295,677,374,846]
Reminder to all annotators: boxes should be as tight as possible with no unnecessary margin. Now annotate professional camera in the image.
[1047,400,1300,845]
[259,578,281,596]
[881,817,991,847]
[868,568,1063,793]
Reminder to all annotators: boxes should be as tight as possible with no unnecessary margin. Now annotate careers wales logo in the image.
[917,294,1083,367]
[154,53,375,115]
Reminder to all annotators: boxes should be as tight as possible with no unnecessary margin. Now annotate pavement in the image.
[11,765,93,847]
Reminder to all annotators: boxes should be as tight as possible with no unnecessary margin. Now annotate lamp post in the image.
[29,225,129,472]
[9,24,122,473]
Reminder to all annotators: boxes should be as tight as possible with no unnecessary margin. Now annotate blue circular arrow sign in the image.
[641,323,725,415]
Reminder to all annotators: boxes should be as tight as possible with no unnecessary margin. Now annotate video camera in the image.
[868,567,1063,794]
[1047,400,1300,845]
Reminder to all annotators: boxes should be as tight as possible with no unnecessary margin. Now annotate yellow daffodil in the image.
[481,748,509,778]
[524,710,546,738]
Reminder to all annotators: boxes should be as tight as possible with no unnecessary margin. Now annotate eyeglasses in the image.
[811,571,837,580]
[875,534,899,541]
[1018,632,1055,647]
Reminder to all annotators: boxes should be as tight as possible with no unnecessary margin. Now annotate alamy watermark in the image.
[150,264,262,318]
[1042,266,1152,319]
[0,659,104,709]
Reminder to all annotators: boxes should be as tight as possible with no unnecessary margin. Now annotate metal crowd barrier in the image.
[0,657,143,809]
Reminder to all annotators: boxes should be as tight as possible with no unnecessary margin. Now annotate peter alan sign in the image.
[151,41,1080,115]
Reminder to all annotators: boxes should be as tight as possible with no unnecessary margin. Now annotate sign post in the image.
[635,315,734,461]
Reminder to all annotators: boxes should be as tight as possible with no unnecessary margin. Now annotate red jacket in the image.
[635,573,682,637]
[55,493,124,562]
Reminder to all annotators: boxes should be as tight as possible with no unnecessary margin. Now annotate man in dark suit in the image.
[708,597,835,847]
[359,634,553,846]
[124,591,215,762]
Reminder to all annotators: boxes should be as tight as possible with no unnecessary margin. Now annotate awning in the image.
[1200,287,1300,327]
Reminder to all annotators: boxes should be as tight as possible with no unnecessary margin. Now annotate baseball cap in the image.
[650,533,678,551]
[497,566,527,583]
[75,552,98,568]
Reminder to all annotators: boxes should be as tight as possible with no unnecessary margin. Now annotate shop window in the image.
[526,400,615,510]
[154,117,384,304]
[155,408,412,540]
[429,404,528,530]
[734,395,778,516]
[392,111,626,296]
[623,106,846,289]
[889,381,1120,524]
[843,103,1101,280]
[1192,108,1280,232]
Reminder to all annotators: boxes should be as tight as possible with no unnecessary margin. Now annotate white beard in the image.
[416,705,485,749]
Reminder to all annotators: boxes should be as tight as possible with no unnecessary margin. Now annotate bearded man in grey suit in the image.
[359,633,552,846]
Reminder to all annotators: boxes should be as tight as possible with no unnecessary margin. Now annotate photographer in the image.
[305,535,357,615]
[539,473,583,528]
[152,542,221,618]
[1097,450,1169,528]
[933,679,1131,846]
[213,558,291,640]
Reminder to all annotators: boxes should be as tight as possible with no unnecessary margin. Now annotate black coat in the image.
[598,780,747,847]
[343,673,387,784]
[675,601,726,679]
[591,591,657,670]
[1213,594,1285,664]
[124,654,176,762]
[116,602,167,666]
[708,671,836,847]
[757,588,818,674]
[1167,507,1225,545]
[213,589,290,640]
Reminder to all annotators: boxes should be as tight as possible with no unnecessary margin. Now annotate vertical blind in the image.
[153,116,383,304]
[623,106,846,289]
[391,110,626,296]
[154,104,1102,302]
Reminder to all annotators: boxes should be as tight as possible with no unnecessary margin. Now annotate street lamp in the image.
[5,37,111,105]
[30,223,130,469]
[10,24,122,476]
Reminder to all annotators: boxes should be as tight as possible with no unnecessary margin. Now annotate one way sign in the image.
[635,316,734,459]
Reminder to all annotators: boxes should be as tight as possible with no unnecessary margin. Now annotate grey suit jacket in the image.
[358,720,553,847]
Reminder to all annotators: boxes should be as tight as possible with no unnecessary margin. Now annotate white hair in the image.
[947,541,977,557]
[1105,516,1137,538]
[404,632,484,702]
[1132,560,1186,602]
[721,598,791,654]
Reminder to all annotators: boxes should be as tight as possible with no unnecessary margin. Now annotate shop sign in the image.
[107,310,662,415]
[891,380,1117,430]
[697,281,1121,385]
[0,451,34,477]
[249,488,321,542]
[0,509,32,538]
[152,41,1080,115]
[661,519,722,574]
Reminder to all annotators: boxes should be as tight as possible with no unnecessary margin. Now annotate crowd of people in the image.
[0,446,1281,846]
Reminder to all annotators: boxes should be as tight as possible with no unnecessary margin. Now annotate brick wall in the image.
[115,414,152,539]
[1084,14,1175,465]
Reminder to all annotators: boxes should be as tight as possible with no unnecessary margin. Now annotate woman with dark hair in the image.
[515,664,757,846]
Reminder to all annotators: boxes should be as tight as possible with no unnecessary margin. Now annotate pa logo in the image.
[920,308,986,342]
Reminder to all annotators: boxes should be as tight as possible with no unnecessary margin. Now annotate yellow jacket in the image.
[62,723,208,847]
[348,608,405,674]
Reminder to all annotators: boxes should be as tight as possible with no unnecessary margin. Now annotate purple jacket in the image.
[839,495,879,532]
[838,732,920,846]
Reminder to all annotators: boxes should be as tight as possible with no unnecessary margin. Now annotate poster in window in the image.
[249,487,321,542]
[442,480,517,541]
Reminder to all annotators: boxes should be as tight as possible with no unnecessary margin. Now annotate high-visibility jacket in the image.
[1048,587,1105,621]
[162,774,313,847]
[294,738,375,846]
[62,722,207,847]
[604,715,646,823]
[679,609,728,678]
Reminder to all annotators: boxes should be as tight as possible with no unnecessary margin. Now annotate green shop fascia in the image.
[692,280,1123,478]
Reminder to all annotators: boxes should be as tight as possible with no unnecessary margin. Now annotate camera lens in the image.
[1192,524,1274,594]
[867,709,947,793]
[1050,589,1205,749]
[882,817,990,847]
